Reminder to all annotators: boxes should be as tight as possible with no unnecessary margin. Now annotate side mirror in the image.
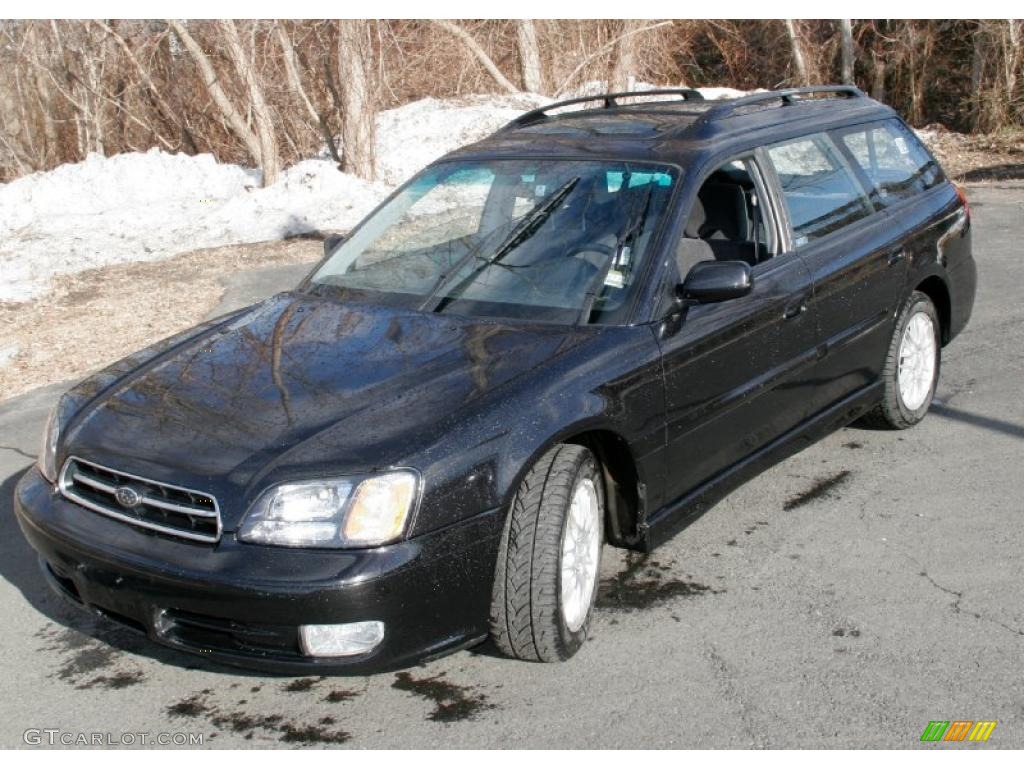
[323,233,346,257]
[676,260,752,305]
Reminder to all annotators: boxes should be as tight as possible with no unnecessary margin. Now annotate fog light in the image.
[299,621,384,657]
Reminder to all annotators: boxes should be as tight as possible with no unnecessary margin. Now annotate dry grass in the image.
[0,239,320,401]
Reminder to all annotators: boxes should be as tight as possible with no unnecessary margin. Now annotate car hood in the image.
[64,293,592,525]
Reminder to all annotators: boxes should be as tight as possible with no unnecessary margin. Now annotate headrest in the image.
[685,182,750,241]
[696,183,749,241]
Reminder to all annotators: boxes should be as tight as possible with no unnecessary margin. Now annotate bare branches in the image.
[275,22,340,165]
[433,20,518,94]
[1,19,1022,185]
[218,19,280,185]
[167,20,264,173]
[553,20,671,97]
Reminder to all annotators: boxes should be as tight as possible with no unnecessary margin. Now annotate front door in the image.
[657,155,818,506]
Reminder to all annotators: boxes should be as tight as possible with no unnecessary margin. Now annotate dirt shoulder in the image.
[918,126,1024,183]
[0,239,320,401]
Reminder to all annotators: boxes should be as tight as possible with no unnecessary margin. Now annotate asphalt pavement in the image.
[1,183,1022,748]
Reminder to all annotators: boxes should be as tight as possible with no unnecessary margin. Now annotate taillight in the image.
[955,184,971,224]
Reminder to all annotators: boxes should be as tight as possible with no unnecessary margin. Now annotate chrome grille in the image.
[59,457,221,543]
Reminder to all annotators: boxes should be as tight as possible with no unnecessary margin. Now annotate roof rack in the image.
[697,85,866,124]
[506,88,705,129]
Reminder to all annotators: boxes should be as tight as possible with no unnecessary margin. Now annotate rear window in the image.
[766,134,873,246]
[837,119,944,207]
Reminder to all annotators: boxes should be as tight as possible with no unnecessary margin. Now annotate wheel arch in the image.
[562,428,643,550]
[914,274,952,345]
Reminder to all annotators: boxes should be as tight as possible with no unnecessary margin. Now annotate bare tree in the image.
[275,22,341,165]
[970,22,986,129]
[92,21,188,152]
[784,19,810,86]
[839,19,855,84]
[516,20,545,94]
[433,20,518,94]
[167,20,267,179]
[1002,20,1021,112]
[552,20,671,97]
[337,20,376,180]
[219,19,280,185]
[610,19,644,92]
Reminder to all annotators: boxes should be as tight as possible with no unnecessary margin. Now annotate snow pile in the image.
[374,93,548,186]
[0,150,388,303]
[696,86,757,100]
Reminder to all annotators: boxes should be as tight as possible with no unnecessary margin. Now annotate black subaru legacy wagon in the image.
[16,86,976,672]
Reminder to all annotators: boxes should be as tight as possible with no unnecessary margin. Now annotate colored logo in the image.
[920,721,996,742]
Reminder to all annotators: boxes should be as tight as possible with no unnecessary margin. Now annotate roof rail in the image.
[506,88,705,129]
[697,85,866,124]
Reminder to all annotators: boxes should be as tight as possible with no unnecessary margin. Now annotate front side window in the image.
[677,157,778,275]
[766,134,873,246]
[837,119,944,206]
[309,159,678,325]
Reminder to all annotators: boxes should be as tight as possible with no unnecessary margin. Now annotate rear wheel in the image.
[862,291,941,429]
[489,444,604,662]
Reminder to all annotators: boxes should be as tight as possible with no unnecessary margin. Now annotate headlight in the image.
[237,470,418,549]
[38,396,70,483]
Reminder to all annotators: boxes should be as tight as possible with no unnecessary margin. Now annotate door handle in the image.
[888,249,906,266]
[783,296,808,320]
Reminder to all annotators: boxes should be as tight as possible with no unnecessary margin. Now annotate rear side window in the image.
[838,119,944,206]
[766,134,873,246]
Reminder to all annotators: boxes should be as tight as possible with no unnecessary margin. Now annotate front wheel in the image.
[862,291,941,429]
[489,444,604,662]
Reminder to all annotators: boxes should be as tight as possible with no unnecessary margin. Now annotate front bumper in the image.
[14,466,503,674]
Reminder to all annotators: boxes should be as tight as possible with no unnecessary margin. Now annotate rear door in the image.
[763,132,906,414]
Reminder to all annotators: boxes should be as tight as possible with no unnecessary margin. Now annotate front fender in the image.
[407,325,665,537]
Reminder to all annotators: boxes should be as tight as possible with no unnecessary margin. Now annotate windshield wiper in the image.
[577,184,655,323]
[421,176,580,313]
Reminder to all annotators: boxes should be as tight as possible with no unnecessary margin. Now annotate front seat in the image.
[685,183,758,265]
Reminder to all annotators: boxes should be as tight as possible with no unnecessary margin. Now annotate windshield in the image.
[309,159,678,324]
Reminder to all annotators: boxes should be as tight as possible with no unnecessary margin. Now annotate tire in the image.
[861,291,941,430]
[489,444,604,662]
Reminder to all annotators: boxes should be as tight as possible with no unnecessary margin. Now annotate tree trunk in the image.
[784,19,810,86]
[1003,20,1021,111]
[516,20,545,94]
[219,19,280,186]
[971,23,986,131]
[610,20,643,92]
[337,20,376,180]
[870,22,887,102]
[839,19,855,85]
